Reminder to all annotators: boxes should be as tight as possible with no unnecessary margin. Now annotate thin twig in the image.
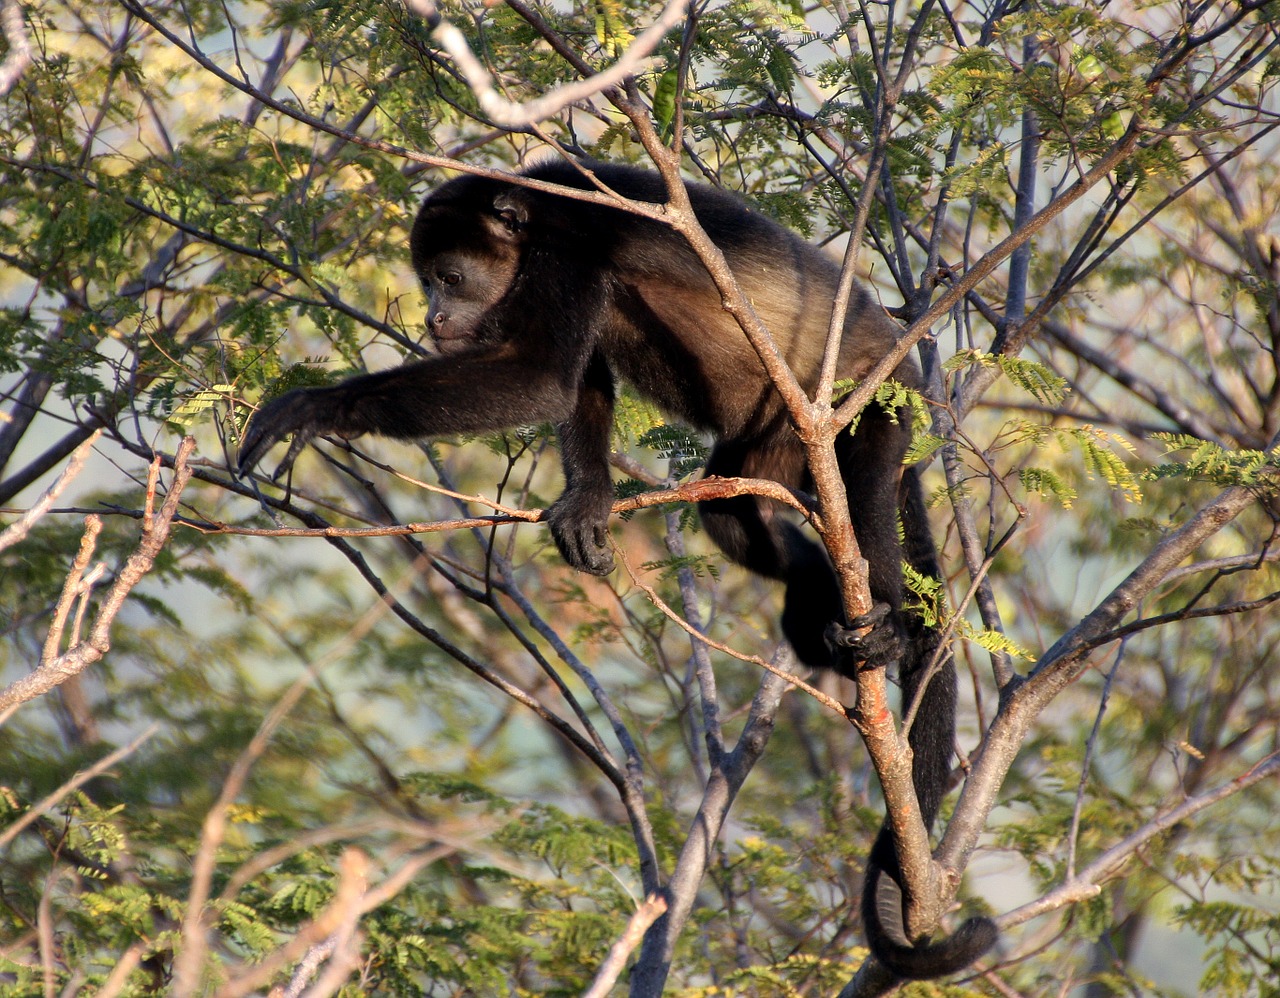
[614,542,843,715]
[0,431,101,553]
[0,439,197,717]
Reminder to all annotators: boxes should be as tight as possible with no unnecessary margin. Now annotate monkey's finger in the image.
[236,429,271,478]
[578,546,615,576]
[270,431,313,482]
[835,602,891,640]
[551,523,614,576]
[239,421,294,479]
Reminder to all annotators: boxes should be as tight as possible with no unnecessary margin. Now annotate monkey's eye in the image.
[439,271,462,287]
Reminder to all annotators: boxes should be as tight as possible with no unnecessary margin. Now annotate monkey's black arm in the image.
[545,350,618,576]
[238,350,583,481]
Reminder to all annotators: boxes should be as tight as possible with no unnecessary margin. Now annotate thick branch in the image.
[939,477,1265,876]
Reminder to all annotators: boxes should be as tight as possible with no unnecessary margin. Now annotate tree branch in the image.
[0,0,33,96]
[0,437,196,717]
[404,0,688,128]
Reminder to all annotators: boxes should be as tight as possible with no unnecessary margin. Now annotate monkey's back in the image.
[422,160,917,437]
[523,161,917,434]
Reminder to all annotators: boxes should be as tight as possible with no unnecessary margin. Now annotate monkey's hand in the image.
[545,489,615,576]
[237,388,334,482]
[825,603,904,670]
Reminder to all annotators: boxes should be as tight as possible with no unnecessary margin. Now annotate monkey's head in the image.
[411,183,533,353]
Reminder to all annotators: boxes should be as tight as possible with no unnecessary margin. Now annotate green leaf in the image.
[653,67,680,139]
[168,383,236,427]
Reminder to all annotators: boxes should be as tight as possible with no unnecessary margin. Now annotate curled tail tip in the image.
[870,914,998,981]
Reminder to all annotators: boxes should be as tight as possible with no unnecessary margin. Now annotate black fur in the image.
[237,160,995,978]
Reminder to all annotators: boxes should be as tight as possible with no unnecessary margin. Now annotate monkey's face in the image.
[418,247,519,352]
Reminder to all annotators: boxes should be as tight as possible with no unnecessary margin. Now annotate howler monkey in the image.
[238,160,996,979]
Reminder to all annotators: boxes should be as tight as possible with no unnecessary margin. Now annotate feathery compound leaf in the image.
[169,384,236,427]
[638,423,709,478]
[1020,467,1078,508]
[943,141,1009,198]
[1148,433,1280,488]
[1068,425,1143,503]
[653,66,679,139]
[841,379,932,443]
[998,355,1069,404]
[904,432,946,465]
[945,349,1069,404]
[968,627,1035,660]
[902,561,945,628]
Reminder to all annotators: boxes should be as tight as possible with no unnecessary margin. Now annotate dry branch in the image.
[0,431,101,553]
[0,0,33,96]
[404,0,689,128]
[0,437,197,717]
[583,894,668,998]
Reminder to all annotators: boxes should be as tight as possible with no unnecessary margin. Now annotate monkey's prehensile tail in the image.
[858,470,997,980]
[862,857,998,979]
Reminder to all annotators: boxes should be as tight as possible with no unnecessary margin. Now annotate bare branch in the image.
[0,0,33,96]
[938,474,1268,884]
[616,542,842,715]
[0,725,158,852]
[582,894,668,998]
[0,438,197,717]
[0,431,101,553]
[630,648,798,996]
[1001,749,1280,929]
[271,844,469,998]
[403,0,689,128]
[199,473,819,539]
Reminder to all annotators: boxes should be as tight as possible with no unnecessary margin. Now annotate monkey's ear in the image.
[487,190,532,240]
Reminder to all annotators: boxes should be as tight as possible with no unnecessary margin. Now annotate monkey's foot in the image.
[825,603,904,672]
[546,500,615,576]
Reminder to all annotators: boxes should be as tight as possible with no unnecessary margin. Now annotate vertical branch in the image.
[1001,33,1042,348]
[818,0,938,402]
[668,1,701,153]
[38,518,103,668]
[582,894,668,998]
[1066,641,1127,879]
[663,510,724,768]
[628,652,797,998]
[930,33,1047,692]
